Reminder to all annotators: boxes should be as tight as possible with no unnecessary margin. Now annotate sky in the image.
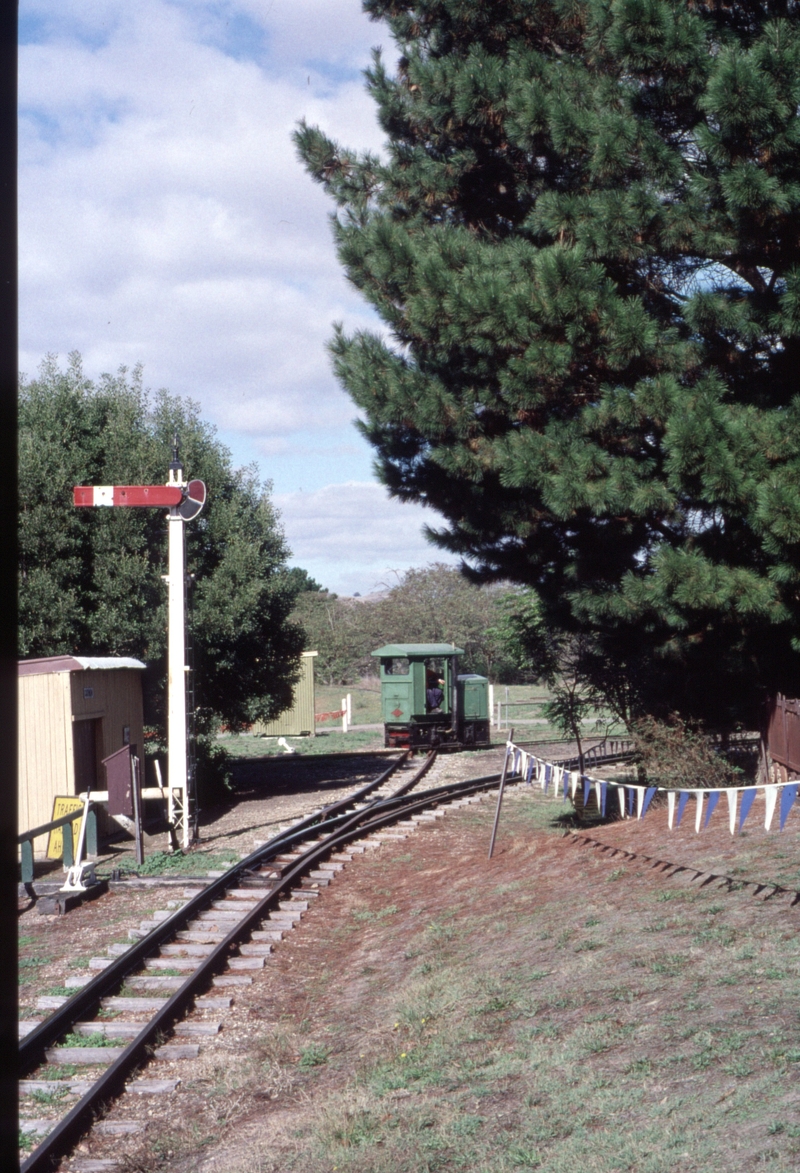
[18,0,459,595]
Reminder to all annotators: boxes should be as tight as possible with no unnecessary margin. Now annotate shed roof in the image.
[370,643,465,658]
[18,655,146,677]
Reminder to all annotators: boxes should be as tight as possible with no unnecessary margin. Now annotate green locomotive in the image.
[371,643,491,750]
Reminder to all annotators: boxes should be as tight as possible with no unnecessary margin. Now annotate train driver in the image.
[426,669,444,713]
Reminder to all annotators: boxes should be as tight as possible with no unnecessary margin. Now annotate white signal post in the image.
[166,461,189,847]
[74,447,206,851]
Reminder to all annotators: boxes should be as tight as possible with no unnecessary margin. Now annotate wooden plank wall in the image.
[69,668,144,771]
[19,667,145,854]
[251,651,317,738]
[18,672,73,840]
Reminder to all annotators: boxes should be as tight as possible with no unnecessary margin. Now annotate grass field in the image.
[218,729,386,757]
[219,681,626,759]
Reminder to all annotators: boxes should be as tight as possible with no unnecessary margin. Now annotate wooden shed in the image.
[250,651,317,737]
[18,655,146,849]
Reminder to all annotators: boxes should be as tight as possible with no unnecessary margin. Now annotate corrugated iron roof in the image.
[18,655,146,676]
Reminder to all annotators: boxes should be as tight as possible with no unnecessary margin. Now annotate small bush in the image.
[632,713,743,788]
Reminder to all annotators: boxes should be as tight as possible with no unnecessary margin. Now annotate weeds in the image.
[133,849,239,877]
[19,956,48,969]
[27,1087,68,1106]
[18,1131,34,1153]
[60,1031,120,1048]
[351,905,399,922]
[299,1043,330,1069]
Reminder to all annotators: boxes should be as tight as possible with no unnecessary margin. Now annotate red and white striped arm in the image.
[73,485,184,507]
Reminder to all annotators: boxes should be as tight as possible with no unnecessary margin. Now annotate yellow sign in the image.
[46,796,85,860]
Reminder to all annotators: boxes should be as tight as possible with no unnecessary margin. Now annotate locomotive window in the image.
[384,658,410,675]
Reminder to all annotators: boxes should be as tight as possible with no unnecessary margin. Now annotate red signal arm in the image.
[73,485,184,507]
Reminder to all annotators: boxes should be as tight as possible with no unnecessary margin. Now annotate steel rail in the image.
[21,746,626,1172]
[20,751,432,1173]
[20,751,410,1072]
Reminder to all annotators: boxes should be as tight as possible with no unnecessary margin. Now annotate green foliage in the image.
[292,561,521,684]
[19,354,306,742]
[495,588,624,761]
[632,713,744,789]
[298,1042,330,1068]
[130,849,239,876]
[297,2,800,728]
[60,1031,120,1048]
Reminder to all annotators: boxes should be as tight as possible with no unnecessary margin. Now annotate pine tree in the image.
[296,0,800,729]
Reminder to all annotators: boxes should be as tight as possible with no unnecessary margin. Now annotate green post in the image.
[62,827,73,869]
[20,839,33,885]
[86,808,98,857]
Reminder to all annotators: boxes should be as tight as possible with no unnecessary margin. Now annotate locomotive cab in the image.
[371,643,491,750]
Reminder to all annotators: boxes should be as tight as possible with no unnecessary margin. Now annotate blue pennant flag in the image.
[779,783,798,831]
[562,769,569,801]
[676,791,690,827]
[582,777,591,808]
[600,782,608,817]
[545,762,552,788]
[640,787,657,819]
[703,791,720,829]
[627,787,635,816]
[738,787,757,832]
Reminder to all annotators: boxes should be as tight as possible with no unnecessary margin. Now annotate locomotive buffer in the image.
[74,445,206,849]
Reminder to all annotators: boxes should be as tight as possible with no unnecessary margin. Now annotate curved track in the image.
[19,742,632,1171]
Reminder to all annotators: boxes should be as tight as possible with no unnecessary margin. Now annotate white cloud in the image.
[20,1,386,438]
[275,482,461,595]
[19,1,447,590]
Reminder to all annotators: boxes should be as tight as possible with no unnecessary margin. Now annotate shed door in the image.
[73,718,101,793]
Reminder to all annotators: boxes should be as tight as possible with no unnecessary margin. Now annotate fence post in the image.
[341,698,348,734]
[20,839,34,885]
[86,809,98,857]
[489,684,494,727]
[62,827,74,869]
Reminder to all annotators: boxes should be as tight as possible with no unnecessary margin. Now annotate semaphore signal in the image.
[74,440,206,849]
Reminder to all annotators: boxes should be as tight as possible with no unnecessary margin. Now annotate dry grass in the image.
[62,783,800,1173]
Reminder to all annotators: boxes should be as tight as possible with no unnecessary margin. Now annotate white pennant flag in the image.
[636,787,645,819]
[595,781,603,815]
[618,786,626,818]
[667,791,676,830]
[726,789,738,835]
[570,771,580,800]
[764,784,778,831]
[695,791,704,834]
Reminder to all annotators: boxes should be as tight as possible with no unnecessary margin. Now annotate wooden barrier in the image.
[18,806,97,885]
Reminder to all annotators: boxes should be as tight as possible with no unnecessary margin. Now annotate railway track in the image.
[19,741,633,1171]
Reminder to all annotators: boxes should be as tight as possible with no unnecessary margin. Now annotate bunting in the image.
[504,743,799,836]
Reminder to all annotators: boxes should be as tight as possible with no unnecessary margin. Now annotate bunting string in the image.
[507,740,798,835]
